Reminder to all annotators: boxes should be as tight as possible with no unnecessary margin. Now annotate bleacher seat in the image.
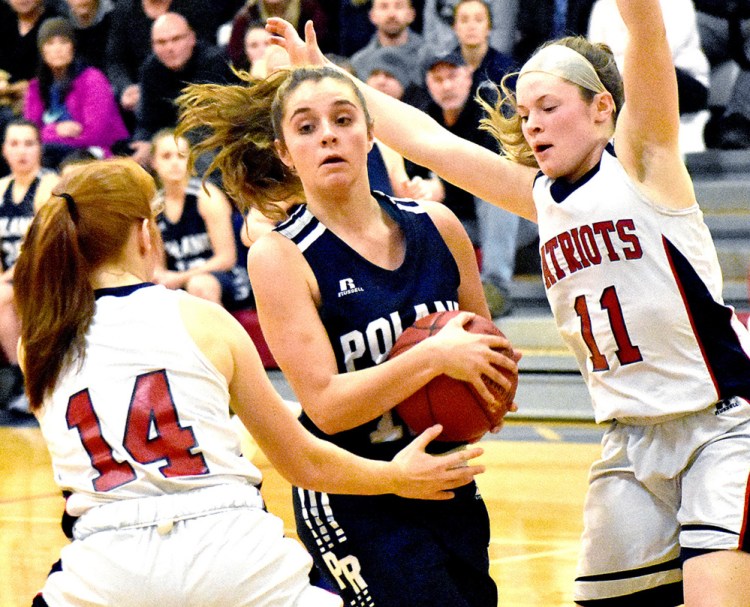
[231,308,278,369]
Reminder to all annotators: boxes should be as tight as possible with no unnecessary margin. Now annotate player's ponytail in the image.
[14,158,157,410]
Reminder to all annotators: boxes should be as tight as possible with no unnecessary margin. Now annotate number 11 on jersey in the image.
[575,285,642,372]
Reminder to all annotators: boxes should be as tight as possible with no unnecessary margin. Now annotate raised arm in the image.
[613,0,696,210]
[266,18,538,221]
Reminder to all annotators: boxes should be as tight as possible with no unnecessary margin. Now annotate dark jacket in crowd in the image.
[513,0,595,64]
[134,41,233,141]
[0,5,59,83]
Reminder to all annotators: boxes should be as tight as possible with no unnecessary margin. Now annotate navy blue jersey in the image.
[280,194,496,607]
[366,144,393,196]
[276,192,462,460]
[0,174,40,270]
[156,178,212,272]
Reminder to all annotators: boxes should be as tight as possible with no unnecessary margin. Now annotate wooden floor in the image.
[0,420,600,607]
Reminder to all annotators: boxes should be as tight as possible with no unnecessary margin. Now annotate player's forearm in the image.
[270,427,483,500]
[283,438,397,495]
[616,0,667,41]
[297,339,448,435]
[179,252,235,282]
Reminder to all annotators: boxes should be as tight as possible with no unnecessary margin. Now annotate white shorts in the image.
[574,397,750,604]
[38,484,342,607]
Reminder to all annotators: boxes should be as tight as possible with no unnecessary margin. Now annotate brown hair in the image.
[3,118,40,144]
[452,0,492,28]
[478,36,624,167]
[176,65,372,221]
[150,127,188,189]
[14,158,157,410]
[150,127,182,155]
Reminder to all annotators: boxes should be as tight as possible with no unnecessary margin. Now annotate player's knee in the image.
[185,274,221,304]
[683,549,750,607]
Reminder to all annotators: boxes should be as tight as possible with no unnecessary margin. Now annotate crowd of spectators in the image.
[0,0,746,314]
[1,0,745,179]
[0,0,747,416]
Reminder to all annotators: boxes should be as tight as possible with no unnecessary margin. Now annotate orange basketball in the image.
[388,310,518,443]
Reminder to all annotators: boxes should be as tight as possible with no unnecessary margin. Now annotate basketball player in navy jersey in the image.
[16,158,487,607]
[269,1,750,604]
[176,67,520,606]
[150,129,252,310]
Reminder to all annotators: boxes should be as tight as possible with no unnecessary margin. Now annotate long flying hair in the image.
[176,65,372,221]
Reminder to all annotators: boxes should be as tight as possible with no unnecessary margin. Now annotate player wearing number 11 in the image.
[268,0,750,604]
[14,158,486,607]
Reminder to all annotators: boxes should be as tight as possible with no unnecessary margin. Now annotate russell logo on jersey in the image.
[337,278,365,298]
[715,396,742,416]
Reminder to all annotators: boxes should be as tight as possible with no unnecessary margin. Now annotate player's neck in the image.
[90,234,151,290]
[90,267,148,290]
[305,179,375,227]
[10,168,39,189]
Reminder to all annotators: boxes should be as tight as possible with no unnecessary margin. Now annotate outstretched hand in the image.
[266,18,327,68]
[389,425,484,500]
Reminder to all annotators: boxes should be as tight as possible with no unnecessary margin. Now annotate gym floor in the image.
[0,410,602,607]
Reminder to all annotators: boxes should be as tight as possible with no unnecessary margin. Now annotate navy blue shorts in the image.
[212,266,253,311]
[293,481,497,607]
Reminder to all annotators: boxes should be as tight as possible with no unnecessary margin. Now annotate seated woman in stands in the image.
[150,128,253,311]
[23,18,129,169]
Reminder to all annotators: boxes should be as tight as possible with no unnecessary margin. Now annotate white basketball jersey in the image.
[37,283,262,516]
[535,146,750,422]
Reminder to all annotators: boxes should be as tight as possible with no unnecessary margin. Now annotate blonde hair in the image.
[478,36,624,167]
[176,66,372,221]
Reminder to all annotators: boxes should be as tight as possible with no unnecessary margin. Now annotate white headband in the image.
[519,44,607,95]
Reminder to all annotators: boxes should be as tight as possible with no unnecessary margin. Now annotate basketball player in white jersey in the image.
[15,158,486,607]
[269,0,750,604]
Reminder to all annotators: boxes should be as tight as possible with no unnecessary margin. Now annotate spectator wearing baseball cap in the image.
[360,46,445,204]
[423,42,530,317]
[421,49,477,239]
[421,47,466,73]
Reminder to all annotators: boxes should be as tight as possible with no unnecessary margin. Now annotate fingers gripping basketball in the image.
[387,310,518,442]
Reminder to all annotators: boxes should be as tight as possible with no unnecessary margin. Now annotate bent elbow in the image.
[304,407,348,436]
